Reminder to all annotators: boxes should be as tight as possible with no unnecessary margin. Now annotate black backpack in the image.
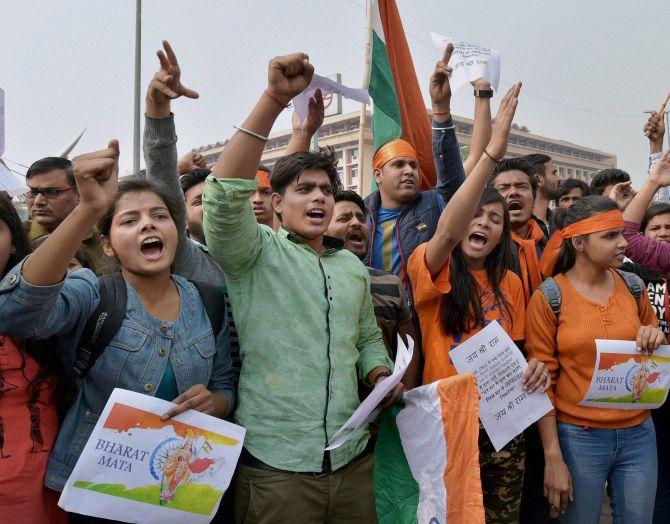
[73,273,225,378]
[538,269,644,317]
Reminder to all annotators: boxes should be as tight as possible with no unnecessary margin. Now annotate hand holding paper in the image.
[292,73,370,123]
[430,33,501,94]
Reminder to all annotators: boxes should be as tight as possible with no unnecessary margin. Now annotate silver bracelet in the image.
[233,125,268,142]
[431,125,455,131]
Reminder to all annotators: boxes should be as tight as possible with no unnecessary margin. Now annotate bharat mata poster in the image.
[59,388,245,523]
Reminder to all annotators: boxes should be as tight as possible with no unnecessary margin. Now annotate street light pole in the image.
[132,0,142,174]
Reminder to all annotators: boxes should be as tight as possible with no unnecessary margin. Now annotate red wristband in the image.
[265,89,289,109]
[432,111,451,116]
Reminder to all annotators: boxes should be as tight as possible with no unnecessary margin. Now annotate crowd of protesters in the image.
[1,39,670,524]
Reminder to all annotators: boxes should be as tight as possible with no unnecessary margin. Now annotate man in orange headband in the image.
[364,52,466,300]
[489,158,549,305]
[251,166,275,228]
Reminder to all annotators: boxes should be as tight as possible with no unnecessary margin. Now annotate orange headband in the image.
[256,170,271,190]
[372,139,417,170]
[540,209,625,277]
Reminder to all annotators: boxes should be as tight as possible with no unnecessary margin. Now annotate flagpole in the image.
[357,0,373,197]
[132,0,142,174]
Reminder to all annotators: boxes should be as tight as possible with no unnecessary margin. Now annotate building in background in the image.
[193,109,617,195]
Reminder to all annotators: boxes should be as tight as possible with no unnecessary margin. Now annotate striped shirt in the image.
[368,267,412,359]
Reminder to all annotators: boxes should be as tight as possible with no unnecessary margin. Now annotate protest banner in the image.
[449,321,553,451]
[58,388,245,524]
[580,340,670,409]
[430,33,501,93]
[326,334,413,451]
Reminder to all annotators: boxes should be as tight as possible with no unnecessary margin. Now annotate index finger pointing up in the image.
[442,42,454,66]
[163,40,179,66]
[657,91,670,115]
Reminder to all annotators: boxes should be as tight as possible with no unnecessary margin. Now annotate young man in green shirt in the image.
[203,52,400,523]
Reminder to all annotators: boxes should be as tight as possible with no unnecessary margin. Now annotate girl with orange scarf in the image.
[528,196,665,523]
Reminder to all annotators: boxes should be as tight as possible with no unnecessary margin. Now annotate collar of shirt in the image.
[278,226,345,254]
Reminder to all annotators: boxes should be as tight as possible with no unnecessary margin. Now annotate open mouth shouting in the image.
[347,229,366,250]
[305,208,326,225]
[467,231,489,251]
[140,236,164,261]
[507,200,524,214]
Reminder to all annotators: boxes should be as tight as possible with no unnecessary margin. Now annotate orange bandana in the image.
[540,209,625,277]
[256,170,271,190]
[372,139,418,170]
[511,219,546,305]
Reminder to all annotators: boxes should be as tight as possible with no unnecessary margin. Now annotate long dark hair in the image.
[0,195,73,420]
[552,196,619,275]
[0,195,31,277]
[440,188,513,334]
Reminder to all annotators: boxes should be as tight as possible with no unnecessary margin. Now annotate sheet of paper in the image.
[449,321,553,451]
[292,74,370,123]
[579,340,670,409]
[58,388,245,524]
[325,335,413,451]
[430,33,501,93]
[0,160,27,196]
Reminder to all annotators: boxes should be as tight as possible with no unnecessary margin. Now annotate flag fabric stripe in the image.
[369,0,437,190]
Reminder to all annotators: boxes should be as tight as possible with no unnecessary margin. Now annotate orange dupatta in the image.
[511,219,546,304]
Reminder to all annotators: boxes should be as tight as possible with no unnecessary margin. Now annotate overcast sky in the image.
[3,0,670,186]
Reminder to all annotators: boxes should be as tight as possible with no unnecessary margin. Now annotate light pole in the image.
[132,0,142,174]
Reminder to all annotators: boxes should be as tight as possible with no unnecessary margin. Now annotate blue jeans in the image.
[557,418,657,524]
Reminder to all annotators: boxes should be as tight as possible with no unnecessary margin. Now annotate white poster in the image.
[58,388,245,524]
[292,73,370,123]
[326,335,413,450]
[430,33,501,93]
[449,321,553,451]
[579,340,670,409]
[0,88,4,157]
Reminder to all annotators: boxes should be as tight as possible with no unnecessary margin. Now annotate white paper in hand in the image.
[449,321,552,451]
[430,33,501,93]
[292,74,370,123]
[325,335,413,451]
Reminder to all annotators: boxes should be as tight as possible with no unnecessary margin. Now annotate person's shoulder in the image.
[501,268,523,291]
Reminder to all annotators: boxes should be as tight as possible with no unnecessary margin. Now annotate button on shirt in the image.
[203,176,392,473]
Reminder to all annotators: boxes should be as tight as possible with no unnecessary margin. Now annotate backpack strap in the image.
[74,273,127,378]
[189,280,226,335]
[615,269,644,312]
[538,277,562,317]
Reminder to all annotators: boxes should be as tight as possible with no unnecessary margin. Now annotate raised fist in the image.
[267,53,314,107]
[71,140,120,216]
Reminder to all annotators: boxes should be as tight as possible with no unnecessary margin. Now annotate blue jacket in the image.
[0,263,235,491]
[364,117,466,306]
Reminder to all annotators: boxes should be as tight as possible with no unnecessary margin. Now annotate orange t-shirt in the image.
[0,336,67,524]
[408,243,526,385]
[525,270,657,429]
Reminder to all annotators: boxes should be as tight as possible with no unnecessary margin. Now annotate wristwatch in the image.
[474,89,494,98]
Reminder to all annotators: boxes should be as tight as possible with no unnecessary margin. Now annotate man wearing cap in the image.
[364,54,466,301]
[251,166,276,229]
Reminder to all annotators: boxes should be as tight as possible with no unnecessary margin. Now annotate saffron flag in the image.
[374,374,484,523]
[369,0,436,190]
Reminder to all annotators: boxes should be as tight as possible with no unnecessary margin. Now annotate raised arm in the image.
[211,54,314,181]
[462,78,493,175]
[22,143,119,286]
[424,83,521,275]
[624,150,670,224]
[285,88,324,155]
[144,40,199,242]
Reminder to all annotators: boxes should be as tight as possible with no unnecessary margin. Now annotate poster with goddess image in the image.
[580,340,670,409]
[58,388,245,523]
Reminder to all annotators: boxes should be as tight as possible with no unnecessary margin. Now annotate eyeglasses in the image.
[24,186,76,199]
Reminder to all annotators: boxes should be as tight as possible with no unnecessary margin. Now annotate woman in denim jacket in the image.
[0,141,236,499]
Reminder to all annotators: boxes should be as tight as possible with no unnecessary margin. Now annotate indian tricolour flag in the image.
[367,0,436,190]
[374,374,484,524]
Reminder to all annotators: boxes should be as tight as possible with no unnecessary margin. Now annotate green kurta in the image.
[203,176,392,472]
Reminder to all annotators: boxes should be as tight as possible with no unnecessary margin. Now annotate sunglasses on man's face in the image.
[24,186,76,199]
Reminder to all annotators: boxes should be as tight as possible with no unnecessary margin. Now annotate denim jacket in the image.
[0,262,235,491]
